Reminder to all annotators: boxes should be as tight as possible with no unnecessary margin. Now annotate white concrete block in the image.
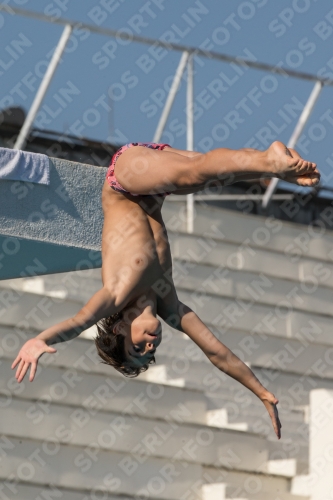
[267,459,297,477]
[206,409,248,431]
[291,475,312,496]
[202,482,226,500]
[80,324,98,339]
[207,408,229,427]
[141,364,185,387]
[309,389,333,500]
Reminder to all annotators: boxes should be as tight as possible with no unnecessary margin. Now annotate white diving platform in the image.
[0,157,106,280]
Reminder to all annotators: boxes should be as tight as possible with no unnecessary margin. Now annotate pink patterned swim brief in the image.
[106,142,171,197]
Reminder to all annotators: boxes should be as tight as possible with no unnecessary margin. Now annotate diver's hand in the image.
[11,338,57,382]
[261,391,282,439]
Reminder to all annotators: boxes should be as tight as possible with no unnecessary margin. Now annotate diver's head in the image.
[94,292,161,377]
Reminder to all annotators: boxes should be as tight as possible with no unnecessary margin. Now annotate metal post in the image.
[14,24,72,151]
[153,51,189,143]
[262,80,323,208]
[186,54,194,234]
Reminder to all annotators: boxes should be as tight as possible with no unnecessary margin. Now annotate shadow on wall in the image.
[0,236,102,280]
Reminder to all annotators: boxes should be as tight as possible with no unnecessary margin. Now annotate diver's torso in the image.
[101,182,171,300]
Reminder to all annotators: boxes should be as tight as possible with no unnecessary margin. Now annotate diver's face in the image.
[122,314,162,367]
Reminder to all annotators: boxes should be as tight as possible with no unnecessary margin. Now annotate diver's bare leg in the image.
[114,141,319,196]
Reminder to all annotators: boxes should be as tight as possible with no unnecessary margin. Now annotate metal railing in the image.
[1,5,332,232]
[261,80,323,208]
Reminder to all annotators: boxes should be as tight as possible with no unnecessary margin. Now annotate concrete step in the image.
[2,318,329,419]
[1,330,304,494]
[199,389,309,466]
[254,367,333,408]
[0,321,322,453]
[0,397,269,473]
[0,323,178,384]
[159,321,333,378]
[203,466,290,494]
[174,261,333,319]
[168,230,333,290]
[163,202,333,263]
[1,268,102,303]
[224,484,308,500]
[267,444,308,475]
[0,285,81,330]
[138,360,310,468]
[0,484,83,500]
[81,316,333,380]
[9,254,333,315]
[4,219,333,299]
[177,287,333,350]
[154,332,333,389]
[225,488,308,500]
[3,329,308,460]
[0,483,166,500]
[206,410,308,465]
[4,276,333,381]
[1,326,309,455]
[206,389,305,423]
[4,274,333,384]
[203,466,307,499]
[0,304,333,392]
[0,435,201,500]
[0,481,308,500]
[0,356,207,426]
[207,403,306,437]
[4,255,333,319]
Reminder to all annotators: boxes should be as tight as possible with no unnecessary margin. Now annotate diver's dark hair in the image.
[95,312,155,378]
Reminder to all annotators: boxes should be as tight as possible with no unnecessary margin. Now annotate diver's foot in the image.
[266,141,320,186]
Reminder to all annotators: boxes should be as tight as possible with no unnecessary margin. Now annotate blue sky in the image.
[2,0,333,189]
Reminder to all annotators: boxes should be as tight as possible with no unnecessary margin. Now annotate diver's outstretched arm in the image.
[38,287,118,345]
[158,295,281,439]
[12,287,120,383]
